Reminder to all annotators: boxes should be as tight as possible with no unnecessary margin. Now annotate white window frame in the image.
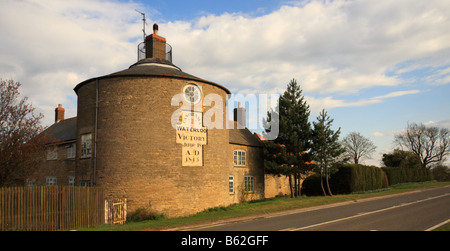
[46,177,57,186]
[233,150,246,166]
[66,143,76,159]
[46,147,58,160]
[229,176,234,194]
[81,133,92,158]
[244,176,254,193]
[69,176,75,187]
[80,180,91,187]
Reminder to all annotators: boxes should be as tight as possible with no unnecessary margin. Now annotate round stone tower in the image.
[73,25,233,217]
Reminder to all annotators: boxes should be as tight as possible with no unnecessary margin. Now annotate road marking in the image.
[281,193,450,231]
[425,219,450,231]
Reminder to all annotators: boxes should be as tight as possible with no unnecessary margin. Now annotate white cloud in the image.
[370,90,422,100]
[164,0,450,98]
[371,132,385,137]
[306,95,381,112]
[1,0,449,127]
[0,0,145,126]
[424,119,450,129]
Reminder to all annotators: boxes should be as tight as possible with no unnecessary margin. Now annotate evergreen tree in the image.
[263,79,313,197]
[311,109,345,196]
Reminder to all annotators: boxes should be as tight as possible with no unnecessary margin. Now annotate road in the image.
[181,186,450,231]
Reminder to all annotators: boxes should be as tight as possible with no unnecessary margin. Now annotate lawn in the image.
[78,181,450,231]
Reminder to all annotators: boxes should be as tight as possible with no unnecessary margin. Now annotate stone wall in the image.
[264,174,291,198]
[35,143,76,186]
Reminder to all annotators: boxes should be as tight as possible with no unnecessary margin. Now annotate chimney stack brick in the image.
[55,104,65,123]
[145,23,166,59]
[233,104,246,129]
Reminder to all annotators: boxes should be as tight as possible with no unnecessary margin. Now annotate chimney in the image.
[233,102,246,129]
[145,24,167,59]
[55,104,65,123]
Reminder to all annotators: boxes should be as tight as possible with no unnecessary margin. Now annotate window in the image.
[80,180,91,187]
[46,147,58,160]
[81,134,92,158]
[26,178,36,187]
[69,176,75,187]
[67,143,76,159]
[229,176,234,194]
[233,150,246,166]
[46,177,57,186]
[244,176,254,193]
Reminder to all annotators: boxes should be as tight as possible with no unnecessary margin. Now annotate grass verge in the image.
[78,181,450,231]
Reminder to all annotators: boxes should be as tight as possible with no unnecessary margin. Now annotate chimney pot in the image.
[153,23,159,35]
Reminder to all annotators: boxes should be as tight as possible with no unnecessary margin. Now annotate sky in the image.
[1,0,449,166]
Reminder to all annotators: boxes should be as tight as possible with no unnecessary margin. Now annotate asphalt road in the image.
[183,186,450,231]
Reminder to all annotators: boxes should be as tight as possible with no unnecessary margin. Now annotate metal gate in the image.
[105,198,127,225]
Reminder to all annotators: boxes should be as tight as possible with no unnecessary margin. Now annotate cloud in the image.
[371,132,385,137]
[305,89,421,112]
[370,90,422,100]
[164,0,450,94]
[0,0,145,126]
[306,95,382,112]
[424,119,450,129]
[1,0,449,127]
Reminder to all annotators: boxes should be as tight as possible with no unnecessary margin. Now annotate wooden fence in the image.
[0,186,105,231]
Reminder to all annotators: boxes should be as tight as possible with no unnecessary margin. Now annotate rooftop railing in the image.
[137,42,173,62]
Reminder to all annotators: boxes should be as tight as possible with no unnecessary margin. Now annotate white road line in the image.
[281,193,449,231]
[425,219,450,231]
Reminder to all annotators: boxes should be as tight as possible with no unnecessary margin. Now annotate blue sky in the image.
[1,0,449,166]
[143,0,284,20]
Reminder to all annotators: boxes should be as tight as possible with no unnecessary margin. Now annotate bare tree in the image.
[342,132,377,164]
[395,122,450,169]
[0,79,47,186]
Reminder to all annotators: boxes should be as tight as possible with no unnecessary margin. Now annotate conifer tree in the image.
[311,109,345,196]
[263,79,313,197]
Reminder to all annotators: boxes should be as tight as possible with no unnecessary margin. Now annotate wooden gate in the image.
[104,198,127,225]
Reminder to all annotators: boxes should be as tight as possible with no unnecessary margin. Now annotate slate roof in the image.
[229,126,264,148]
[74,58,231,95]
[40,116,263,148]
[41,117,77,144]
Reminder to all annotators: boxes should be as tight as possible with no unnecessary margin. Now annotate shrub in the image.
[382,166,433,185]
[432,165,450,182]
[330,164,388,194]
[301,164,388,196]
[301,174,327,196]
[127,207,165,222]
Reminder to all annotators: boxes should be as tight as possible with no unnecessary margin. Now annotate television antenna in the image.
[135,10,147,42]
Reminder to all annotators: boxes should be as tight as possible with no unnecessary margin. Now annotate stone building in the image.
[35,25,292,218]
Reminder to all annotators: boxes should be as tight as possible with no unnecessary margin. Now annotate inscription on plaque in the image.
[176,111,207,166]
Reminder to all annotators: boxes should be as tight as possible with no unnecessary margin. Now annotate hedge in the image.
[301,164,388,196]
[330,164,388,194]
[381,166,433,185]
